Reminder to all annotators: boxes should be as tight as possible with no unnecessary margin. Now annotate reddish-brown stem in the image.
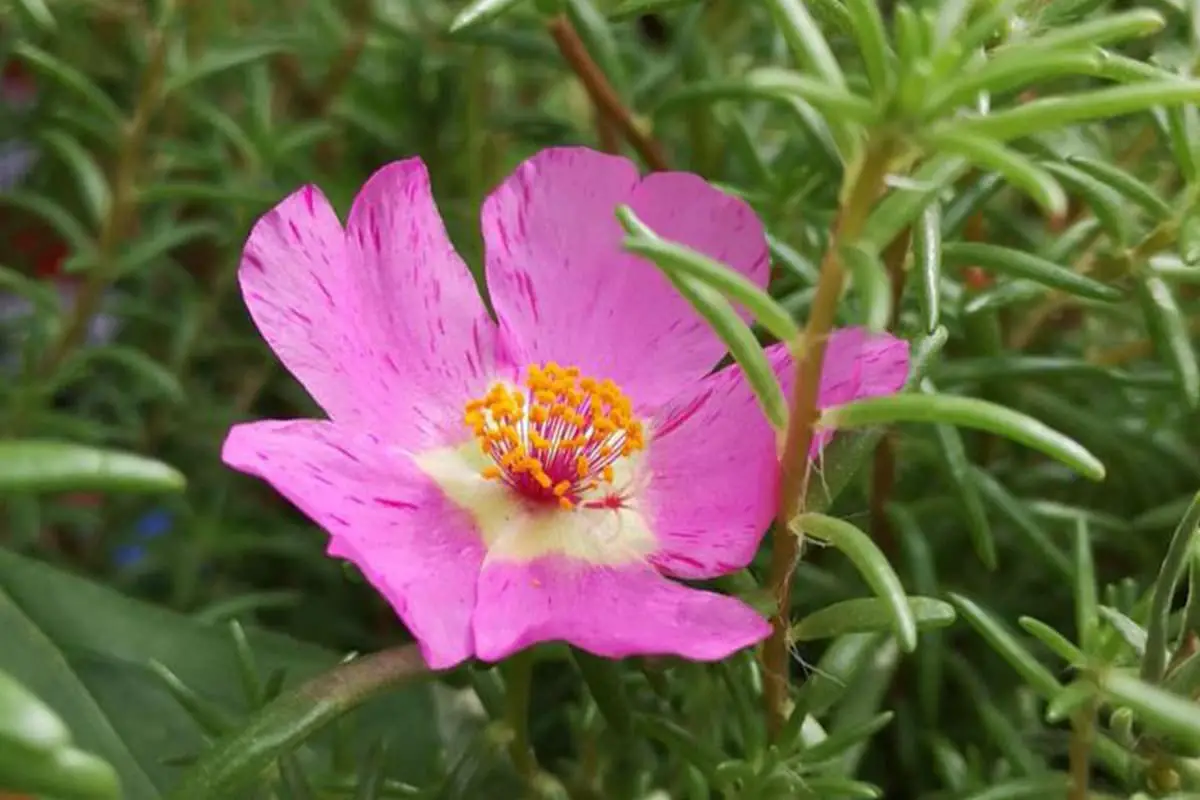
[763,141,896,738]
[547,14,669,173]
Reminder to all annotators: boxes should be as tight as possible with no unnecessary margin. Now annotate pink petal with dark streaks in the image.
[481,147,769,413]
[222,419,486,669]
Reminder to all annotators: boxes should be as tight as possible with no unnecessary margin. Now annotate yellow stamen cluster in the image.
[464,363,645,509]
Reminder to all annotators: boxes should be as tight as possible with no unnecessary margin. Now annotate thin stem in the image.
[35,24,168,379]
[762,140,896,738]
[1068,700,1097,800]
[547,14,669,173]
[502,649,539,787]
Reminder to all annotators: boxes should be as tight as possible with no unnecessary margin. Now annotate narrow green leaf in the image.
[635,717,722,783]
[1166,651,1200,696]
[745,68,875,123]
[654,72,877,128]
[790,597,955,642]
[279,754,316,800]
[227,622,264,709]
[617,215,787,429]
[943,242,1121,301]
[936,0,1018,67]
[37,130,110,227]
[999,9,1164,53]
[797,711,893,764]
[926,51,1103,116]
[14,43,122,129]
[789,776,882,798]
[891,5,928,71]
[449,0,527,32]
[926,385,995,569]
[972,470,1072,577]
[920,128,1067,217]
[1066,155,1172,220]
[843,0,892,95]
[0,669,70,757]
[763,0,846,89]
[163,43,285,94]
[607,0,693,20]
[618,206,800,343]
[803,327,948,513]
[860,155,971,254]
[14,0,56,31]
[1098,606,1147,657]
[1102,670,1200,741]
[823,393,1106,481]
[1041,161,1129,243]
[791,633,889,721]
[0,440,185,494]
[1019,616,1086,666]
[768,234,818,284]
[571,650,633,735]
[957,81,1200,142]
[56,346,185,404]
[794,514,918,652]
[960,776,1071,800]
[1149,254,1200,284]
[0,744,121,800]
[351,741,388,800]
[168,647,430,800]
[149,661,235,737]
[842,244,891,332]
[0,191,96,254]
[950,594,1063,699]
[1075,518,1099,654]
[1142,491,1200,683]
[1164,105,1199,181]
[1134,276,1200,408]
[912,201,942,332]
[962,280,1047,314]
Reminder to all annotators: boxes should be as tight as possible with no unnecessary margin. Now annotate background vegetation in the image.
[5,0,1200,798]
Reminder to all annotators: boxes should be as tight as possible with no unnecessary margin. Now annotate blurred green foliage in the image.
[7,0,1200,798]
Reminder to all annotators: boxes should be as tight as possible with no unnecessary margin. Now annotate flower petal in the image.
[482,147,768,411]
[473,557,770,662]
[642,360,778,580]
[239,160,506,449]
[345,159,510,446]
[642,327,910,580]
[806,327,912,454]
[222,419,486,669]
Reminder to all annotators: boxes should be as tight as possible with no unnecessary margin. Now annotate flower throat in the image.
[464,363,645,509]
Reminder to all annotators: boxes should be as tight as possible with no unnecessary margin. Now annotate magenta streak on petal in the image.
[375,497,419,510]
[222,419,486,669]
[642,328,910,583]
[481,147,770,414]
[238,159,511,452]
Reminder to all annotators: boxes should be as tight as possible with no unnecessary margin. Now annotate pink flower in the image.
[222,147,909,669]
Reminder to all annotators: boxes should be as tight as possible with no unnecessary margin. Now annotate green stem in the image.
[1068,699,1097,800]
[502,649,538,786]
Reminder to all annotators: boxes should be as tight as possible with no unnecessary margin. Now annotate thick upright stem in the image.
[762,141,895,737]
[547,14,669,172]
